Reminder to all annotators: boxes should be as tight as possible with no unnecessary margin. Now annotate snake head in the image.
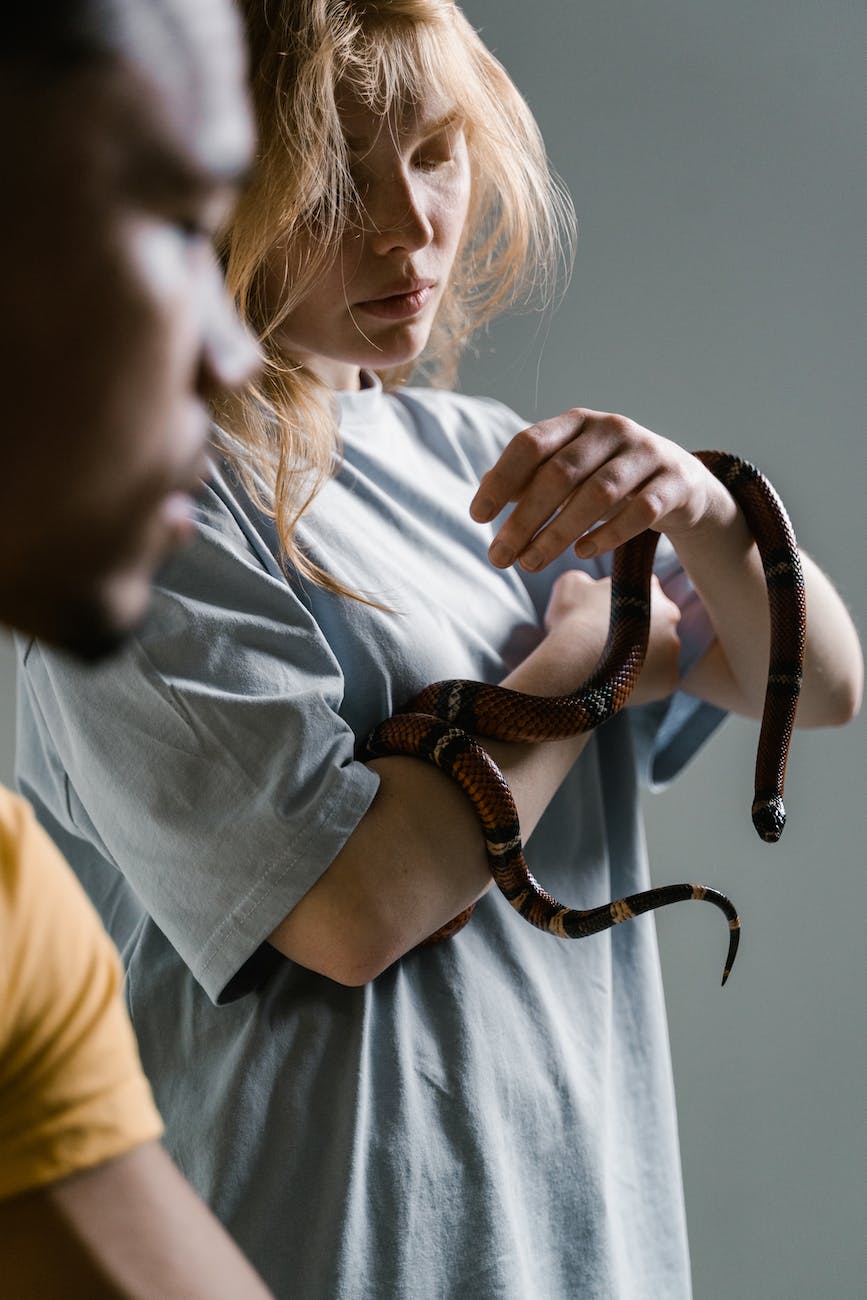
[751,793,786,842]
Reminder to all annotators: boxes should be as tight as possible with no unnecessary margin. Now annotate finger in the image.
[512,449,659,571]
[470,409,597,523]
[485,421,643,567]
[572,471,680,558]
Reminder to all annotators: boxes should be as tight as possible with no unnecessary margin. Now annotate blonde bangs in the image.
[336,6,473,120]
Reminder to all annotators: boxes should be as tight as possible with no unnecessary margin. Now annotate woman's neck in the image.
[296,351,362,392]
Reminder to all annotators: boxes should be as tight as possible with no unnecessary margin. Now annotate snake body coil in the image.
[364,452,807,984]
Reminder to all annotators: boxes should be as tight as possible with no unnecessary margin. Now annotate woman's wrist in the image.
[502,617,606,700]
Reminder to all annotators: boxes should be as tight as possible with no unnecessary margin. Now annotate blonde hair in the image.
[216,0,576,595]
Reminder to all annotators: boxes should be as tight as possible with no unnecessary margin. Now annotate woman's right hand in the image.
[542,569,682,707]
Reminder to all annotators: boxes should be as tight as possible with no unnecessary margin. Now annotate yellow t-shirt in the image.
[0,786,163,1201]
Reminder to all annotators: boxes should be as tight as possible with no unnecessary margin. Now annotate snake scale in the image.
[364,451,807,984]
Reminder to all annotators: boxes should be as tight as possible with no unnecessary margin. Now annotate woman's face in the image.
[273,87,472,389]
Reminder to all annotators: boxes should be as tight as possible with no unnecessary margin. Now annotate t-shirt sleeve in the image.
[0,790,162,1202]
[17,481,380,1005]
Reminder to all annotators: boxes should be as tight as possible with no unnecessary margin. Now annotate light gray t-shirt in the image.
[16,378,725,1299]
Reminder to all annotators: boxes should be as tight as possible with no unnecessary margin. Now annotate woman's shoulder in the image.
[170,436,287,583]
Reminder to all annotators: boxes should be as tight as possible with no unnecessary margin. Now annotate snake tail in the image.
[548,883,740,986]
[364,713,740,979]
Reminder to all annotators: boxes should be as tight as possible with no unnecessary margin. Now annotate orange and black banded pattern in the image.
[364,451,806,986]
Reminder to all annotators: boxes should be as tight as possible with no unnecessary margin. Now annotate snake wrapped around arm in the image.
[363,451,807,985]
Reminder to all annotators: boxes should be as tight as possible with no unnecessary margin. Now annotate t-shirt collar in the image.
[335,369,384,429]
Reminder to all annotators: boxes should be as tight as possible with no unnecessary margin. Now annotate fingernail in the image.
[471,494,497,522]
[575,537,596,558]
[520,547,544,572]
[489,540,514,568]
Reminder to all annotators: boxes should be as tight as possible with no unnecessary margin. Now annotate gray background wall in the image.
[452,2,865,1298]
[0,2,863,1297]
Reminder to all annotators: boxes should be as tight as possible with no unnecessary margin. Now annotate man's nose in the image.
[197,262,262,401]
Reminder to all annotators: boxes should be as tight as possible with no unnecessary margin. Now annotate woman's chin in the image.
[361,321,434,372]
[362,347,427,377]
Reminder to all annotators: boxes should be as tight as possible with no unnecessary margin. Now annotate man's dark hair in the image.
[2,1,120,68]
[3,0,192,90]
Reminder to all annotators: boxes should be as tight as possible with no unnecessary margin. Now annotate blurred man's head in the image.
[0,0,258,658]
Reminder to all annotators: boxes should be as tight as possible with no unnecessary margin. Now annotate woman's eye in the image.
[415,149,454,172]
[415,125,464,172]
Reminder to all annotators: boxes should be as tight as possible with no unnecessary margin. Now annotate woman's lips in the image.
[355,285,434,319]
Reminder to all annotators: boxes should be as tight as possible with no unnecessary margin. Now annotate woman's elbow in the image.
[800,659,863,728]
[827,669,862,726]
[267,906,404,987]
[828,638,863,724]
[322,939,398,987]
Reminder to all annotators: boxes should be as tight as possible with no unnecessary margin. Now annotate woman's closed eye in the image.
[414,138,458,171]
[413,121,466,173]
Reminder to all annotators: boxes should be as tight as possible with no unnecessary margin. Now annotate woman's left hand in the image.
[470,407,731,571]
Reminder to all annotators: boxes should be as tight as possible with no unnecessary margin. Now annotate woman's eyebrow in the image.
[344,109,465,153]
[414,109,466,137]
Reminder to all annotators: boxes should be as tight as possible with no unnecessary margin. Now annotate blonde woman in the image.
[16,3,861,1298]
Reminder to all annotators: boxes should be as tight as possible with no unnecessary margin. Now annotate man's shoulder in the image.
[0,784,112,978]
[0,787,162,1203]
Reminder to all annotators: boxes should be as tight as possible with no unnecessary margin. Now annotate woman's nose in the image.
[364,172,434,255]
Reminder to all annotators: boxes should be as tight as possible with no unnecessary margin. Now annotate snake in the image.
[364,451,807,985]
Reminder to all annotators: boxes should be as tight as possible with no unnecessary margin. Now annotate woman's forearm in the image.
[672,483,862,726]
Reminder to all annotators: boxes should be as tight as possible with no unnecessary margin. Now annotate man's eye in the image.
[176,219,210,243]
